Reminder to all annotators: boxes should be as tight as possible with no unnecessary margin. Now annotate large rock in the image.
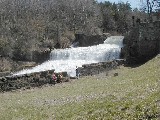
[32,48,51,63]
[73,33,110,47]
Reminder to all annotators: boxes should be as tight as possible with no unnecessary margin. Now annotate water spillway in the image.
[14,36,124,77]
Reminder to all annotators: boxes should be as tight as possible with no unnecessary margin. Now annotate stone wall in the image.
[124,21,160,64]
[78,59,125,77]
[0,70,69,92]
[0,59,125,92]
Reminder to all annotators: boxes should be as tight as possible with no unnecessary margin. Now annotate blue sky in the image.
[97,0,141,9]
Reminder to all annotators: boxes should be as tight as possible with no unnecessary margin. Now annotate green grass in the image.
[0,55,160,120]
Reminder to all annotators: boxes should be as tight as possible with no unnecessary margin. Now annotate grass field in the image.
[0,55,160,120]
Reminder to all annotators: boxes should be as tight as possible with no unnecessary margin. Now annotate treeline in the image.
[0,0,146,61]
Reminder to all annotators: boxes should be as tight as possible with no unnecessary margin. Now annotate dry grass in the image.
[0,55,160,120]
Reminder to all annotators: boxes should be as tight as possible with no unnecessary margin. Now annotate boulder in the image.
[73,33,109,47]
[32,48,51,63]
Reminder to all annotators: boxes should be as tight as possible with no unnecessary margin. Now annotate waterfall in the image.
[14,36,124,77]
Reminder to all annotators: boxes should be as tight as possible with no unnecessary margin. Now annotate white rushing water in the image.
[14,36,124,77]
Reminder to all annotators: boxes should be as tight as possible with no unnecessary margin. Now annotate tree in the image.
[140,0,160,13]
[155,0,160,12]
[140,0,160,21]
[99,1,132,33]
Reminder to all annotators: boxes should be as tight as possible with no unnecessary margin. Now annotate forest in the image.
[0,0,149,61]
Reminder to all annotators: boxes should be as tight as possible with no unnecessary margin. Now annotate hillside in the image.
[0,55,159,119]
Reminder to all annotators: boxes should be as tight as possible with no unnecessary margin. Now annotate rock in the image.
[114,73,118,77]
[73,34,107,47]
[103,33,111,38]
[32,48,51,63]
[78,60,120,77]
[115,59,125,66]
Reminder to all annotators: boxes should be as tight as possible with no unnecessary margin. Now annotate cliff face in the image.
[124,21,160,64]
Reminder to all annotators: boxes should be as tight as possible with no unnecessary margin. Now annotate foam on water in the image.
[14,36,124,77]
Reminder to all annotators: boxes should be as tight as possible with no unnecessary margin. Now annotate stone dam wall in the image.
[0,70,69,92]
[0,59,125,92]
[78,59,124,76]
